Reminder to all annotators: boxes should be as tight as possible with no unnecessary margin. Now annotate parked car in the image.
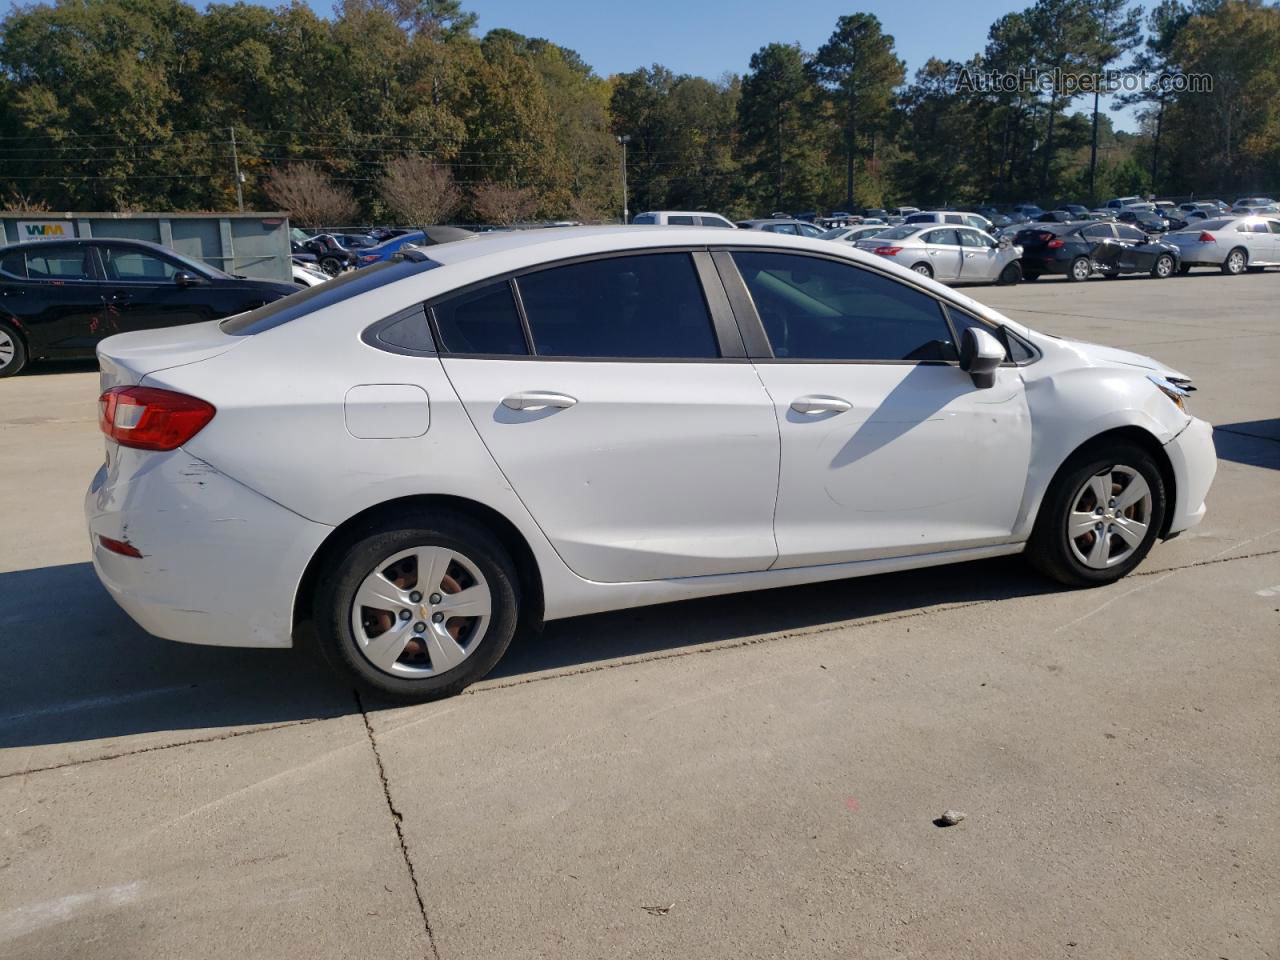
[1105,196,1144,210]
[854,224,1023,284]
[820,224,892,244]
[904,210,995,232]
[1013,221,1181,282]
[0,238,295,377]
[1230,199,1280,216]
[736,218,826,238]
[292,261,330,287]
[356,231,428,267]
[1056,204,1091,219]
[1116,209,1176,233]
[298,234,360,276]
[1163,216,1280,274]
[1011,203,1045,220]
[332,233,378,250]
[631,211,737,228]
[85,225,1215,701]
[1036,210,1080,224]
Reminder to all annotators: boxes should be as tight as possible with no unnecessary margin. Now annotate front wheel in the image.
[0,322,28,378]
[1068,257,1092,282]
[996,261,1022,285]
[320,255,344,277]
[314,513,521,701]
[1026,442,1167,587]
[1150,253,1175,279]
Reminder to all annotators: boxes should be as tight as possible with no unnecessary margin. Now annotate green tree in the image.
[811,14,905,209]
[1084,0,1143,204]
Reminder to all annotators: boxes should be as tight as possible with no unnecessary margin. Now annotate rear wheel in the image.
[1068,256,1092,282]
[912,262,933,279]
[0,322,28,378]
[1150,253,1175,279]
[320,255,344,277]
[996,261,1022,285]
[314,512,520,701]
[1026,442,1166,587]
[1222,247,1247,275]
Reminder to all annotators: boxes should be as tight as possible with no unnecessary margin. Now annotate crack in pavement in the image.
[354,687,439,960]
[4,545,1277,779]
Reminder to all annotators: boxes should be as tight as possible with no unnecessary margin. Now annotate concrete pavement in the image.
[1,271,1277,959]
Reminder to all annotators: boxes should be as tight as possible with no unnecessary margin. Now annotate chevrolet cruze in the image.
[86,226,1216,701]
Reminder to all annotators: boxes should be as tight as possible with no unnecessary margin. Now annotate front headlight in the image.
[1148,373,1194,412]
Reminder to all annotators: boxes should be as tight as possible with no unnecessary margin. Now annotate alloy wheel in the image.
[1154,255,1174,278]
[350,545,492,677]
[0,330,14,371]
[1226,250,1246,274]
[1072,258,1092,281]
[1066,465,1153,569]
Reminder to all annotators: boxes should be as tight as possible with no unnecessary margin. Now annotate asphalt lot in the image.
[1,270,1278,959]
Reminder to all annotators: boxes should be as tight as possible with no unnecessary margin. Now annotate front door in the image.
[96,243,215,333]
[437,251,780,584]
[726,249,1032,568]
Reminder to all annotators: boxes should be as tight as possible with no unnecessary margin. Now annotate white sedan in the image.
[87,226,1217,701]
[1164,216,1280,274]
[855,224,1025,284]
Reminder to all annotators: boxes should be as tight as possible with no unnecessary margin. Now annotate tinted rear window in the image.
[221,257,440,335]
[516,253,718,359]
[432,281,528,355]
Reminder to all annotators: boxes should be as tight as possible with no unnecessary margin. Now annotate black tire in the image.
[1177,263,1192,275]
[1150,253,1175,279]
[314,512,521,701]
[320,255,344,277]
[1022,270,1040,281]
[0,321,28,378]
[996,261,1022,285]
[1222,247,1247,275]
[1026,441,1167,588]
[912,262,933,279]
[1067,256,1092,282]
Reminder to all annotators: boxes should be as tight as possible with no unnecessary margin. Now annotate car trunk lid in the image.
[97,319,245,389]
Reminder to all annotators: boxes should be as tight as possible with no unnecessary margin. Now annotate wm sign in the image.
[18,221,70,238]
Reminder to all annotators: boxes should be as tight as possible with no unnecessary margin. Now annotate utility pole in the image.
[616,134,631,224]
[230,126,245,212]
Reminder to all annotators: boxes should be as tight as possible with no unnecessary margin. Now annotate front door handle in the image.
[791,395,852,415]
[501,391,577,412]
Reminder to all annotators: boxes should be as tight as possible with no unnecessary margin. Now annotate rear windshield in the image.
[1181,218,1231,232]
[221,257,441,335]
[871,226,916,241]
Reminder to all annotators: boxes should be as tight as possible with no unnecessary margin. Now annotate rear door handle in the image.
[791,395,852,415]
[501,391,577,412]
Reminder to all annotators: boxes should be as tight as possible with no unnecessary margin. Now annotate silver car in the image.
[820,224,892,244]
[855,224,1024,284]
[1164,216,1280,274]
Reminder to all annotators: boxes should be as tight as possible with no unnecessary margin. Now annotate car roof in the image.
[0,236,174,256]
[636,211,729,218]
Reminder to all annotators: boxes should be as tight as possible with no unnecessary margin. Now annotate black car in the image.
[297,234,360,276]
[1116,209,1180,233]
[0,238,295,377]
[1014,221,1181,282]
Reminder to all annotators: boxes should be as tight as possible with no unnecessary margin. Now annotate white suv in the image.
[87,227,1216,701]
[632,211,736,228]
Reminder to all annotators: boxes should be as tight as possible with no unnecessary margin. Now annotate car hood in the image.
[1059,337,1189,379]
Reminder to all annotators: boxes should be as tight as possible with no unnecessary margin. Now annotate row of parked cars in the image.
[1,202,1275,378]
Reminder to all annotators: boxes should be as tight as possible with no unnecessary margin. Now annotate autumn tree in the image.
[263,163,360,227]
[471,182,537,224]
[378,156,462,224]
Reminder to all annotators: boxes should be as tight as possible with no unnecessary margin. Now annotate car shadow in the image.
[0,550,1062,753]
[1213,421,1280,471]
[22,358,100,376]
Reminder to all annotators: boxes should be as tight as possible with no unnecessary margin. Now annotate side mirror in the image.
[959,326,1004,389]
[174,271,204,287]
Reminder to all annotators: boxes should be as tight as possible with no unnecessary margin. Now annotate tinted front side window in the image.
[432,281,528,355]
[25,245,92,280]
[699,216,733,228]
[517,253,718,359]
[732,251,955,362]
[101,246,180,281]
[668,215,696,226]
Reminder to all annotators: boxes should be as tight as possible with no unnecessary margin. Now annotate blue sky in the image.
[459,0,1145,131]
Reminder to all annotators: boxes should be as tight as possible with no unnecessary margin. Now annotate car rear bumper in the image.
[85,449,333,648]
[1163,416,1216,536]
[1021,254,1070,275]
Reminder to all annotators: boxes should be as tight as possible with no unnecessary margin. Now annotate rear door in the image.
[437,250,780,583]
[13,243,109,353]
[956,228,1001,281]
[921,229,962,280]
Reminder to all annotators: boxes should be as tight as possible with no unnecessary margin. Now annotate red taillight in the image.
[98,387,216,451]
[98,535,143,558]
[873,245,902,256]
[1198,232,1215,243]
[1047,238,1065,249]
